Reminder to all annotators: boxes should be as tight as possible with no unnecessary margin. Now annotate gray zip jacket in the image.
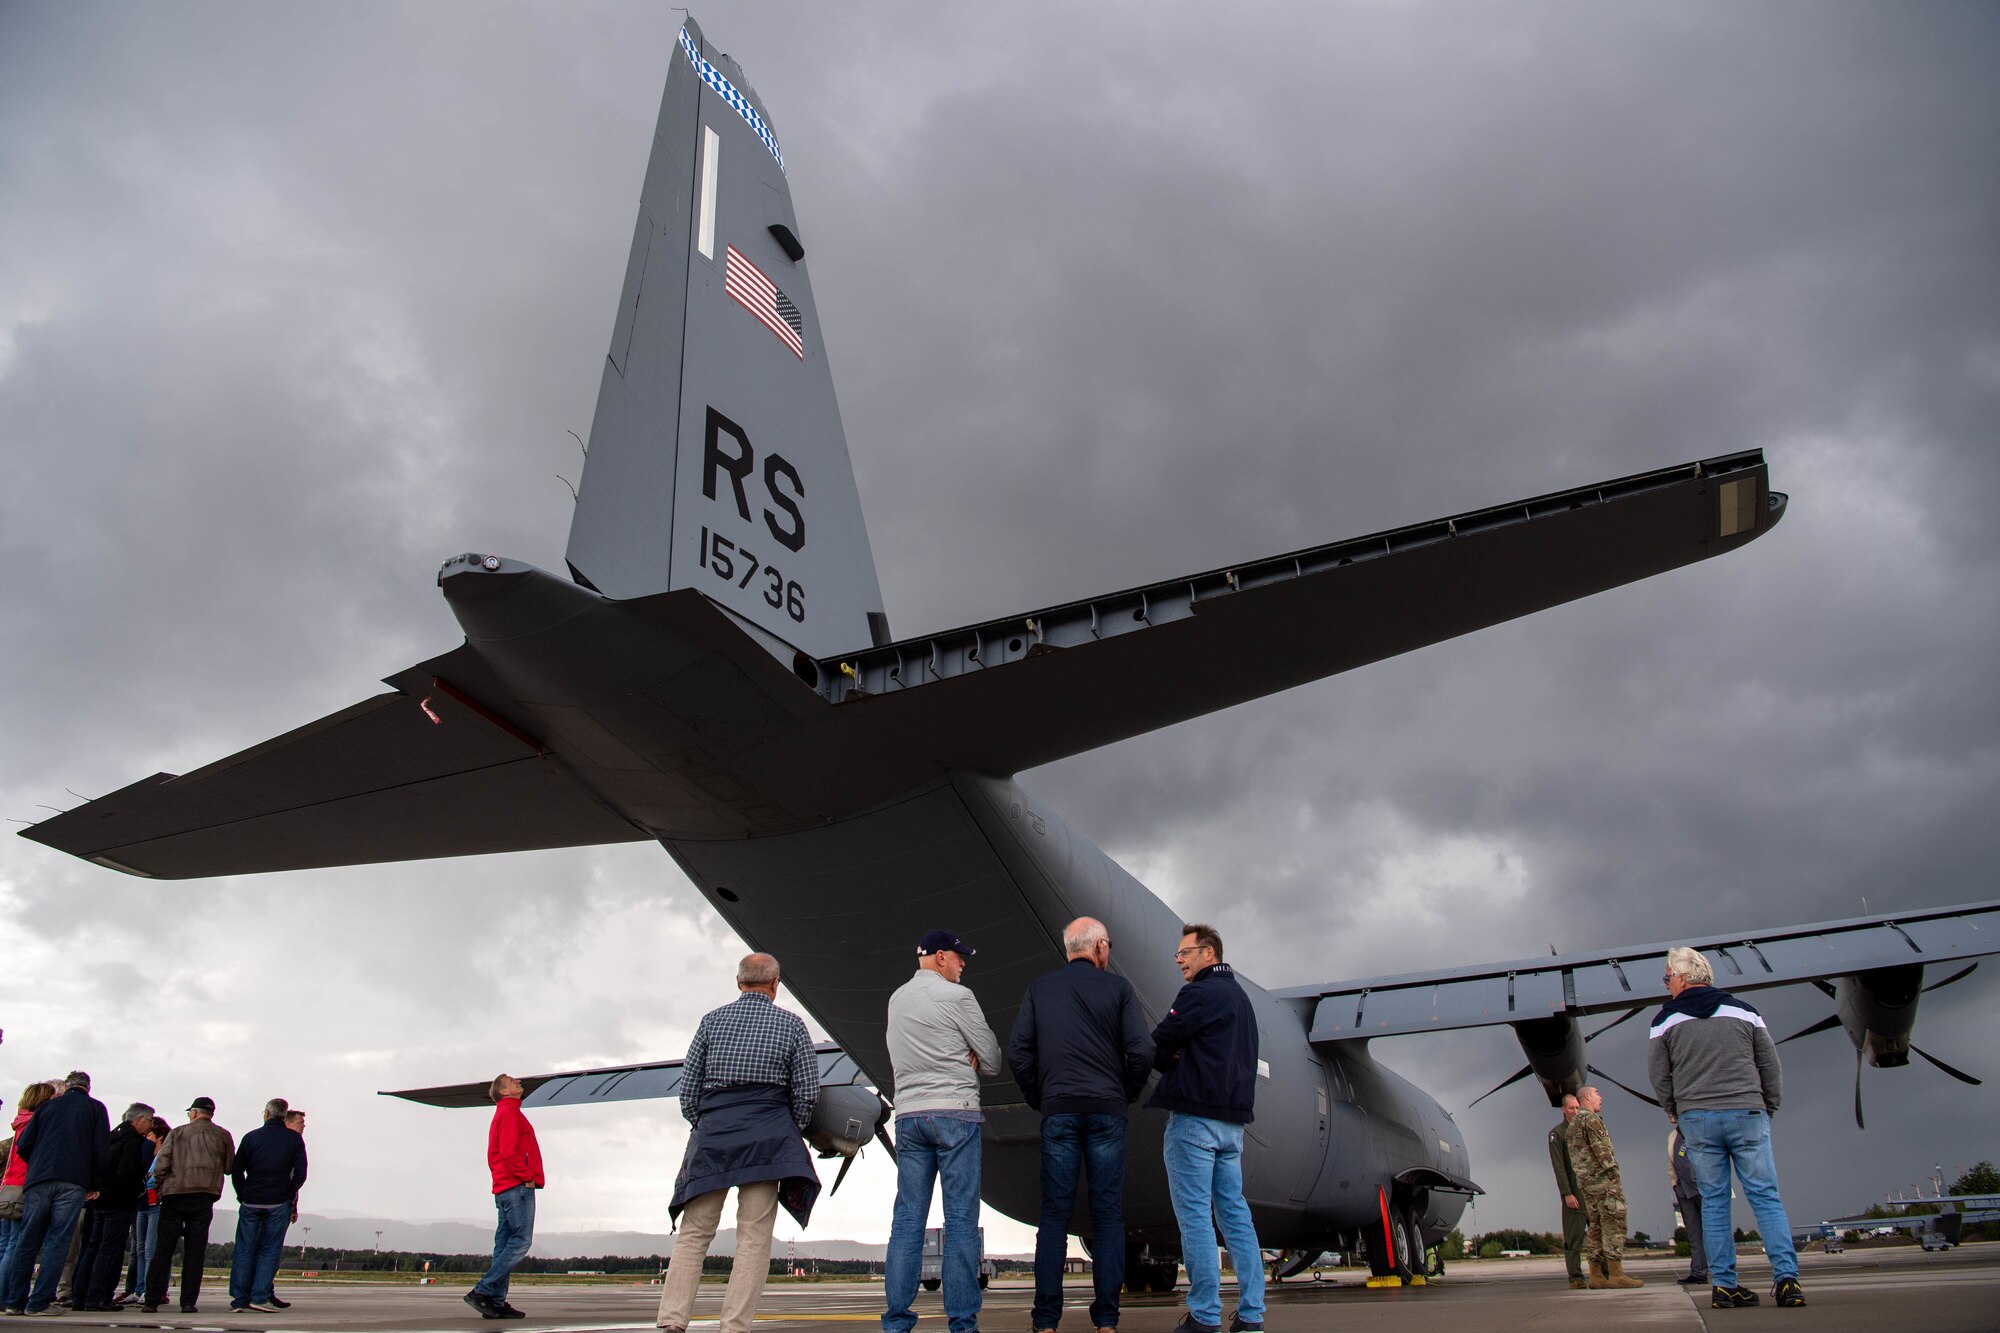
[886,968,1002,1115]
[1646,985,1783,1117]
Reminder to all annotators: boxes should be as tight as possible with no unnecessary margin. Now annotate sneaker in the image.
[241,1303,279,1313]
[464,1290,504,1320]
[1712,1285,1760,1308]
[497,1302,527,1320]
[1677,1273,1707,1285]
[1174,1316,1221,1333]
[268,1297,291,1309]
[138,1305,160,1315]
[1774,1276,1806,1308]
[1228,1314,1263,1332]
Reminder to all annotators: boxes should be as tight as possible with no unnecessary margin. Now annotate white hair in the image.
[1063,918,1108,957]
[1666,946,1714,986]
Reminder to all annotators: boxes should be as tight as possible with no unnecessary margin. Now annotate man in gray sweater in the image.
[1647,946,1802,1311]
[882,929,1001,1333]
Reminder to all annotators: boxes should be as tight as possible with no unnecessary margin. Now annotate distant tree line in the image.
[196,1245,1029,1277]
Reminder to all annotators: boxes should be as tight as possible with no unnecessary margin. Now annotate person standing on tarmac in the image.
[1548,1094,1587,1289]
[1565,1087,1642,1290]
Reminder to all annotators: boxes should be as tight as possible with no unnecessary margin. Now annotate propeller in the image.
[1854,1047,1865,1130]
[831,1152,859,1195]
[1586,1007,1646,1041]
[1778,1014,1844,1044]
[1468,1063,1535,1108]
[1468,1006,1647,1106]
[876,1121,898,1162]
[1911,1044,1983,1086]
[1924,962,1979,992]
[829,1118,898,1196]
[1586,1063,1661,1108]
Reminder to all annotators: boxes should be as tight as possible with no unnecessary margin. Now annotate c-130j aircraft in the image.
[24,16,2000,1287]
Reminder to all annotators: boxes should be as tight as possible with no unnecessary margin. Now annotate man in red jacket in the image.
[465,1075,542,1321]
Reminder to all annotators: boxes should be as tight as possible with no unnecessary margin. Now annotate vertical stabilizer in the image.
[566,18,886,660]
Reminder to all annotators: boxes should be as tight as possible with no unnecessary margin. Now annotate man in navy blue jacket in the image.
[227,1098,307,1314]
[1148,925,1262,1333]
[1,1072,110,1316]
[1009,916,1154,1333]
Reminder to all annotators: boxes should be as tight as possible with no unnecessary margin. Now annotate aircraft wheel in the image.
[1395,1202,1425,1281]
[978,1273,989,1290]
[1149,1261,1177,1294]
[921,1278,941,1292]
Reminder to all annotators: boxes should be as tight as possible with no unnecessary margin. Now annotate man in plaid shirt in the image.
[657,954,822,1333]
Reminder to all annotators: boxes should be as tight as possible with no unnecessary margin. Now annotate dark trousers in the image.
[145,1193,217,1310]
[1561,1198,1587,1278]
[80,1210,134,1307]
[1033,1113,1128,1331]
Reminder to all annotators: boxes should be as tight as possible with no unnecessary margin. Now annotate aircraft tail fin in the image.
[565,19,887,660]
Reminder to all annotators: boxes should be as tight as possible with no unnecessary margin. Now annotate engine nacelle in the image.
[1835,965,1923,1068]
[1511,1014,1588,1105]
[805,1082,890,1158]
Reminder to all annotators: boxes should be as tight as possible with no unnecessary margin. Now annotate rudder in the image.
[565,18,887,661]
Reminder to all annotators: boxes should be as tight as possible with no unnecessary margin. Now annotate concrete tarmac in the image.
[24,1244,1995,1331]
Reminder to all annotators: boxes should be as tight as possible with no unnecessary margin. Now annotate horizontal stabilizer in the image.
[809,451,1783,776]
[16,652,646,879]
[1275,898,2000,1042]
[381,1044,861,1110]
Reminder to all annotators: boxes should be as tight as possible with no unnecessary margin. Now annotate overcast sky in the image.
[3,0,1997,1258]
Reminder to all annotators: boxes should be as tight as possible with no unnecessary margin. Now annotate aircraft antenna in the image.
[567,429,587,459]
[557,474,579,503]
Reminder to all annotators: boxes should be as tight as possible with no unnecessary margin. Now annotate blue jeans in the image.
[228,1205,291,1306]
[1679,1109,1797,1288]
[883,1114,983,1333]
[1162,1113,1264,1328]
[1,1181,88,1312]
[0,1217,15,1285]
[472,1184,536,1302]
[1034,1113,1127,1330]
[125,1205,159,1295]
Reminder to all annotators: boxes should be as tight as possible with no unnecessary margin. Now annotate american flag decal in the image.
[725,245,805,359]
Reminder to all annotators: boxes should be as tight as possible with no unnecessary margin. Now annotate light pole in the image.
[301,1225,312,1259]
[375,1230,384,1254]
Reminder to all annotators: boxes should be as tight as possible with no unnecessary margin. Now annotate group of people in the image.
[0,1075,307,1317]
[471,919,1262,1333]
[1547,946,1806,1310]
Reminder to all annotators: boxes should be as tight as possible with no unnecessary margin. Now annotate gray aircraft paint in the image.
[565,20,886,660]
[21,14,1994,1270]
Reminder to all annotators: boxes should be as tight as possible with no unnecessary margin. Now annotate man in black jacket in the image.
[74,1104,155,1310]
[1009,916,1154,1333]
[1,1071,110,1316]
[227,1098,307,1314]
[1149,925,1262,1333]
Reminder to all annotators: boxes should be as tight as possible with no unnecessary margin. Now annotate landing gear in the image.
[1365,1188,1425,1283]
[1123,1245,1178,1294]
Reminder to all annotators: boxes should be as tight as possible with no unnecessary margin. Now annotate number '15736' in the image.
[699,526,805,622]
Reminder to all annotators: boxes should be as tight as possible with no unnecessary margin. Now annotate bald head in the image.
[1063,917,1111,969]
[737,953,781,994]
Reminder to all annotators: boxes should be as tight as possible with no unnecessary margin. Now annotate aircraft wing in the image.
[809,450,1783,777]
[15,647,647,879]
[381,1044,862,1110]
[1270,898,2000,1041]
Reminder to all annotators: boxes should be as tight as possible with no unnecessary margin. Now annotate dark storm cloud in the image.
[3,0,1995,1238]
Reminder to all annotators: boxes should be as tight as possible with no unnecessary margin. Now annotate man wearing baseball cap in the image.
[881,929,1000,1333]
[142,1098,234,1314]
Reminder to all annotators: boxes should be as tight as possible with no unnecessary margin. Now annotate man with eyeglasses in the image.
[1147,925,1263,1333]
[1648,946,1802,1310]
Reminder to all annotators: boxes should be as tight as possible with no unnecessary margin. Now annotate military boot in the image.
[1586,1258,1612,1289]
[1568,1273,1589,1290]
[1603,1258,1644,1288]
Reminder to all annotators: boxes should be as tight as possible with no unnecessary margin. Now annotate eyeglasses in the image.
[1175,946,1210,959]
[1662,974,1674,985]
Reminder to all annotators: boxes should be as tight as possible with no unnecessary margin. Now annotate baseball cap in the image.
[187,1096,216,1113]
[916,928,975,958]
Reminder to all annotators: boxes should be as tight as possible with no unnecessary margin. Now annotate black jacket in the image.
[1146,963,1258,1124]
[16,1088,110,1190]
[98,1122,152,1211]
[231,1120,308,1207]
[1008,958,1155,1116]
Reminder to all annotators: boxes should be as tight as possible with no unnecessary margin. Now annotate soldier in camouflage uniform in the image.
[1564,1086,1643,1289]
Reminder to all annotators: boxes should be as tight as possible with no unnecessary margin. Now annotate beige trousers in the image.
[656,1180,781,1332]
